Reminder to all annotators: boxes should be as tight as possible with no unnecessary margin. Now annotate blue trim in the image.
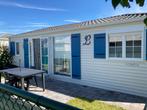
[94,33,106,58]
[10,42,15,55]
[71,33,81,79]
[23,39,29,68]
[146,29,147,60]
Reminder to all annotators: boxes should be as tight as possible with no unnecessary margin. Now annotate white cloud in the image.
[0,29,23,34]
[0,28,38,34]
[28,22,51,27]
[7,22,51,28]
[0,22,51,34]
[64,19,81,23]
[0,1,67,12]
[0,32,8,34]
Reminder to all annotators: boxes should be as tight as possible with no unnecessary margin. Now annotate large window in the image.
[41,38,48,72]
[108,32,142,59]
[109,36,122,58]
[54,36,71,75]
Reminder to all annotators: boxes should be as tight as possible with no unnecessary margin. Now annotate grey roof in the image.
[13,13,147,37]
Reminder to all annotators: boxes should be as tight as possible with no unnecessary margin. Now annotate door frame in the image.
[40,37,49,73]
[28,36,58,75]
[29,38,41,69]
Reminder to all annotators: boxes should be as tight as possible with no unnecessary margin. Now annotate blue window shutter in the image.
[71,33,81,79]
[23,39,29,68]
[94,33,106,58]
[10,42,15,55]
[146,29,147,60]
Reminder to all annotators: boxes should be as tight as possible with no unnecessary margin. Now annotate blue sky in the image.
[0,0,147,34]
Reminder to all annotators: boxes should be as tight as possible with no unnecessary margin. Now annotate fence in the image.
[0,83,80,110]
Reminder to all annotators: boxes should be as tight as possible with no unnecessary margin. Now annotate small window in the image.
[109,36,122,58]
[16,42,20,55]
[126,35,141,58]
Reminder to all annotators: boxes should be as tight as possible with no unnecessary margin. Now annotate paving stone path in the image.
[29,76,147,110]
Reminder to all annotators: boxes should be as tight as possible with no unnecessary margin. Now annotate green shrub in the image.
[0,46,13,69]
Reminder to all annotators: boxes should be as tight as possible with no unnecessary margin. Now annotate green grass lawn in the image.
[67,97,125,110]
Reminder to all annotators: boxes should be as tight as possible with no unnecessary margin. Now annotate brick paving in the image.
[29,76,147,110]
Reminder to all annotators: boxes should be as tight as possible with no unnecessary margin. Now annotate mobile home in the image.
[9,13,147,97]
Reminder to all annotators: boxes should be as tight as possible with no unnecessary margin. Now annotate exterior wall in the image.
[10,22,147,97]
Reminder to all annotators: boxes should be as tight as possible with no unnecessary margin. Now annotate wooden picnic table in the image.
[0,68,45,91]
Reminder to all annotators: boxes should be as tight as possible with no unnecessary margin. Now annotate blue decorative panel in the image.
[146,29,147,60]
[94,33,106,58]
[23,39,29,68]
[10,42,15,55]
[71,33,81,79]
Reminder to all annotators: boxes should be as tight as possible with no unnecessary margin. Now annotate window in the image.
[126,35,141,58]
[41,38,48,72]
[54,36,71,75]
[16,42,20,55]
[109,36,122,58]
[108,32,142,59]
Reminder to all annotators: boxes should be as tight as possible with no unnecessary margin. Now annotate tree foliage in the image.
[109,0,145,9]
[0,47,13,69]
[107,0,147,26]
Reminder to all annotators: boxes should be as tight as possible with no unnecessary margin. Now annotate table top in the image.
[0,68,45,78]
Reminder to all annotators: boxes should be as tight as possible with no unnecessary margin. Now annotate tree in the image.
[107,0,147,25]
[0,47,13,69]
[110,0,145,8]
